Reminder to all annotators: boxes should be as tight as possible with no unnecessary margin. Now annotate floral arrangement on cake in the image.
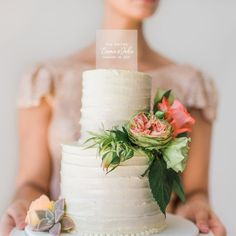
[85,89,195,214]
[25,195,75,235]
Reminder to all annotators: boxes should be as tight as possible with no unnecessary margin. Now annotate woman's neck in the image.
[101,8,153,61]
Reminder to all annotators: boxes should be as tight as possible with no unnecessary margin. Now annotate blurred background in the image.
[0,0,235,235]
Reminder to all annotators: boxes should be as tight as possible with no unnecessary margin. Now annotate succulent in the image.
[61,216,76,232]
[49,223,61,236]
[27,198,75,236]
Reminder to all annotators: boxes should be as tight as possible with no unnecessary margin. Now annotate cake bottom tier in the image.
[61,143,166,236]
[67,214,166,236]
[23,214,200,236]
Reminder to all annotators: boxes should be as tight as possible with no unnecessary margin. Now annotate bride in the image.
[0,0,226,235]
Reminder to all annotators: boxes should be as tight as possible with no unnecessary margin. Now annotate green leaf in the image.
[176,132,188,138]
[170,172,185,202]
[141,159,154,177]
[141,150,156,177]
[163,90,172,100]
[111,153,121,165]
[148,157,172,215]
[153,89,175,113]
[154,89,166,105]
[155,111,165,119]
[153,89,165,113]
[153,89,171,113]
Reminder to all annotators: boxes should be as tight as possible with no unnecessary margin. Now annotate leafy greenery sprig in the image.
[84,127,135,173]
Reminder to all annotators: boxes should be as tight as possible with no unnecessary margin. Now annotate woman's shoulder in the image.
[155,63,217,97]
[147,52,210,81]
[42,53,94,75]
[17,49,94,109]
[156,63,208,80]
[29,44,95,77]
[150,61,218,122]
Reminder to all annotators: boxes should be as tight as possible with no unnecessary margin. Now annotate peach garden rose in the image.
[127,112,173,150]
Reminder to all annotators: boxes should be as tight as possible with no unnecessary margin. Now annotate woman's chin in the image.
[129,0,159,19]
[127,10,156,21]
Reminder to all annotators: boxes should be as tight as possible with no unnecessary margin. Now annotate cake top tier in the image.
[79,69,151,140]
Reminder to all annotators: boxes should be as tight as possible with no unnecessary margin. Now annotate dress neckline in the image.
[63,55,190,76]
[76,61,187,74]
[144,63,180,74]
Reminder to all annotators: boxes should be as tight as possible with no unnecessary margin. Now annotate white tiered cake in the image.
[61,69,166,235]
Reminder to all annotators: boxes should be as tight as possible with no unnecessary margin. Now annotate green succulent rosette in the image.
[126,112,173,150]
[162,137,190,172]
[25,195,75,235]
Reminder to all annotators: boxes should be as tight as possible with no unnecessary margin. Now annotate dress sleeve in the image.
[186,69,218,122]
[17,64,55,108]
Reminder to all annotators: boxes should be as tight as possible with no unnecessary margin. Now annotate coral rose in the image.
[158,97,195,137]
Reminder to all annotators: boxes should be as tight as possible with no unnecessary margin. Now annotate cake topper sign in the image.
[96,30,137,71]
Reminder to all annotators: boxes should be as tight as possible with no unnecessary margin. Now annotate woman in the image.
[0,0,226,235]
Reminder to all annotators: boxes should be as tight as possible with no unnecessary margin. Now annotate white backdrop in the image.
[0,0,235,235]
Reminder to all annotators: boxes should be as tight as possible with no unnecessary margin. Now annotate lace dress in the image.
[17,57,218,199]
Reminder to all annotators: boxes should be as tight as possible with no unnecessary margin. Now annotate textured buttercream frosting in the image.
[60,69,165,235]
[61,145,166,235]
[79,69,151,140]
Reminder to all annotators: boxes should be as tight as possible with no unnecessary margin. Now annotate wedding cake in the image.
[24,68,195,236]
[61,69,166,235]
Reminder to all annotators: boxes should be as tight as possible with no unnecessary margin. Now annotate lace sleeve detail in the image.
[186,69,218,122]
[17,64,55,108]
